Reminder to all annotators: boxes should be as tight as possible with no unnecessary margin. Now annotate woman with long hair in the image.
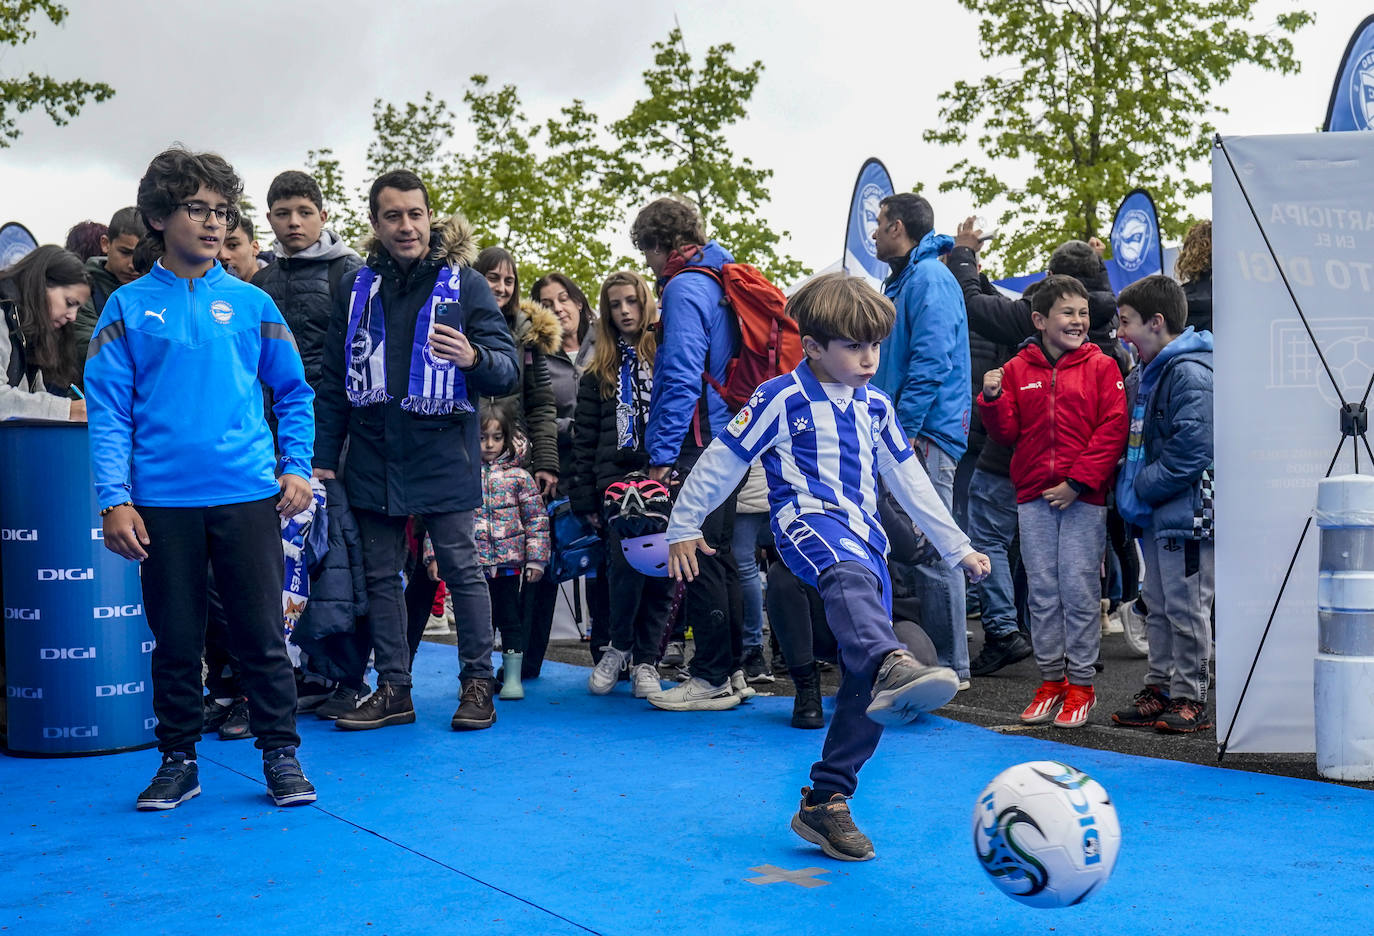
[0,244,90,421]
[569,272,670,698]
[524,270,610,678]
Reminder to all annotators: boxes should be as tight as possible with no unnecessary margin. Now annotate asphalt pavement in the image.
[510,613,1374,792]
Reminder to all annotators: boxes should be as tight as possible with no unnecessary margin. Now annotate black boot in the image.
[334,683,415,731]
[790,662,824,729]
[450,677,497,731]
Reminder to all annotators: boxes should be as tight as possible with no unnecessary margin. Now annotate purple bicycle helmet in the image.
[621,531,670,578]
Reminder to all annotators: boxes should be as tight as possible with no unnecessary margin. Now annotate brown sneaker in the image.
[1111,685,1169,728]
[790,787,875,861]
[450,677,497,731]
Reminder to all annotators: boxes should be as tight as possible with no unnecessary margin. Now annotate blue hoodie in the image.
[647,241,737,467]
[874,231,971,459]
[85,261,314,510]
[1115,327,1214,536]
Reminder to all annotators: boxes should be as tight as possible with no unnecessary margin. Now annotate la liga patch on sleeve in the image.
[727,405,753,437]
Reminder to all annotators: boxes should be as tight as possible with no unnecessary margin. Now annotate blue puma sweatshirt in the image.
[85,260,314,510]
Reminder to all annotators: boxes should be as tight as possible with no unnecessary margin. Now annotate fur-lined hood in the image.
[515,298,561,355]
[361,213,478,269]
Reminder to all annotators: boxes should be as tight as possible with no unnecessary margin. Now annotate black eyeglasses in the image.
[178,202,238,225]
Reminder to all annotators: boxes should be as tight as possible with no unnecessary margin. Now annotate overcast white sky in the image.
[0,0,1364,274]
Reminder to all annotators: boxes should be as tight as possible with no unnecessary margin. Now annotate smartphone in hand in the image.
[433,302,462,331]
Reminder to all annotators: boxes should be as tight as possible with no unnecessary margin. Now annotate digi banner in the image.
[1,423,154,755]
[842,158,895,289]
[1105,189,1164,293]
[1324,15,1374,132]
[1213,132,1374,753]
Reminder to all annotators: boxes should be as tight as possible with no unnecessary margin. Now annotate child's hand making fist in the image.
[982,367,1004,401]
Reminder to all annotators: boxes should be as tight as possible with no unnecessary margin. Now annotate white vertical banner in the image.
[1214,132,1374,754]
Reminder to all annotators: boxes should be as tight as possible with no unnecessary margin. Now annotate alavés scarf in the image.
[344,264,472,415]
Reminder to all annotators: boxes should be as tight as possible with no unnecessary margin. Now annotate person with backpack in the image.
[569,271,674,699]
[632,196,800,710]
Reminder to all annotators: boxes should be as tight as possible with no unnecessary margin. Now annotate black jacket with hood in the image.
[253,230,363,393]
[313,215,519,515]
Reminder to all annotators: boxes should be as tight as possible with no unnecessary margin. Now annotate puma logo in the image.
[144,309,166,323]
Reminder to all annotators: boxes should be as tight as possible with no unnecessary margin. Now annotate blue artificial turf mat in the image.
[3,640,1372,935]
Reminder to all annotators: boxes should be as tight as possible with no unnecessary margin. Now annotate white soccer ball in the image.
[971,760,1121,908]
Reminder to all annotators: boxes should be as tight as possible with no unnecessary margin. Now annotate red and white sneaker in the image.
[1053,683,1096,729]
[1020,678,1069,724]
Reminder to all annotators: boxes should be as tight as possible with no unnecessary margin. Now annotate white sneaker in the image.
[647,676,741,711]
[631,663,662,699]
[1119,599,1148,657]
[730,669,756,702]
[424,613,450,636]
[588,646,631,695]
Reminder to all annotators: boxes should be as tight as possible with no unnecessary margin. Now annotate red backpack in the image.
[671,262,803,411]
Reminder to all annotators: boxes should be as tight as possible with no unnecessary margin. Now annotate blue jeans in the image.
[733,511,769,648]
[966,469,1020,641]
[913,438,970,680]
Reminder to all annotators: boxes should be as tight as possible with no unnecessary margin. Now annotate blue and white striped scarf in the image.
[343,264,472,415]
[615,338,652,450]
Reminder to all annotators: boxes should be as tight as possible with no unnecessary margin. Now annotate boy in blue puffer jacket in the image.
[1110,274,1215,734]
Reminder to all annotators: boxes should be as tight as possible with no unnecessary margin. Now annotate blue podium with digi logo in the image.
[1,421,155,756]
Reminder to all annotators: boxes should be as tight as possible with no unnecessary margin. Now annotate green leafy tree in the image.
[306,146,370,247]
[441,77,633,292]
[612,27,806,284]
[0,1,114,147]
[924,0,1313,274]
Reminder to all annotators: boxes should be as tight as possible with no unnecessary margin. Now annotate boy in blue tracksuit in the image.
[667,273,989,860]
[86,148,318,810]
[871,193,973,681]
[1109,274,1215,734]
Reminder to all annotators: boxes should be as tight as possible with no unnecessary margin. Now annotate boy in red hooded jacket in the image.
[978,275,1127,728]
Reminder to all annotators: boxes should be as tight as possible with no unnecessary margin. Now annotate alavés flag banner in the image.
[842,158,895,288]
[1105,189,1164,293]
[1324,15,1374,132]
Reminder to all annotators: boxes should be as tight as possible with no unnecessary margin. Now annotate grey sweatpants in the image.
[1140,530,1215,702]
[1016,498,1106,684]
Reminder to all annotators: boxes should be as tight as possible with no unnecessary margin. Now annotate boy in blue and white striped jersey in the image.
[665,273,990,862]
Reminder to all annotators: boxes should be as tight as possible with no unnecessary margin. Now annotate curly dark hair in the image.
[64,221,107,262]
[136,147,243,255]
[0,245,86,390]
[630,196,707,253]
